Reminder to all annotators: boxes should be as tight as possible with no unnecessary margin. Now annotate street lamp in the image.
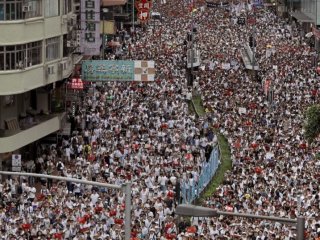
[0,171,132,240]
[101,8,109,60]
[132,0,135,34]
[175,204,218,217]
[176,204,305,240]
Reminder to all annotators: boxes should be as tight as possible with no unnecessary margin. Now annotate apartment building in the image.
[0,0,81,168]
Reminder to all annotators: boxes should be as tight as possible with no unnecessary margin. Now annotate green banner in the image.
[82,60,135,81]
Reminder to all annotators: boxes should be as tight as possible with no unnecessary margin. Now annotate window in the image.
[0,0,42,20]
[46,37,60,61]
[63,34,70,57]
[0,3,4,20]
[0,41,42,71]
[27,41,42,66]
[1,0,24,20]
[44,0,59,17]
[23,0,42,19]
[0,46,4,70]
[63,0,72,14]
[4,45,26,70]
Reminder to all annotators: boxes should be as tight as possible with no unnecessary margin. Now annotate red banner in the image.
[137,9,150,22]
[68,78,84,90]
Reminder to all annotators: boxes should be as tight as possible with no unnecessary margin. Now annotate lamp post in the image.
[132,0,135,34]
[190,0,195,90]
[176,204,305,240]
[0,171,132,240]
[102,8,108,60]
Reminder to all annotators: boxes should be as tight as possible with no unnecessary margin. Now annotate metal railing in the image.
[180,145,220,203]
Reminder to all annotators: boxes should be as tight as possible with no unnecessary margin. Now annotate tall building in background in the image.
[0,0,82,169]
[288,0,320,51]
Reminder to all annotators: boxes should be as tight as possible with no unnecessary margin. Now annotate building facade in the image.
[0,0,81,168]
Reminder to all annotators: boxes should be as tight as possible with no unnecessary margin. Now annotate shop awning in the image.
[101,0,127,6]
[289,11,313,23]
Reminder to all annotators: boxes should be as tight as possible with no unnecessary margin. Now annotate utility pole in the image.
[191,0,195,91]
[132,0,135,34]
[252,5,256,71]
[0,171,132,240]
[176,204,305,240]
[186,0,197,91]
[102,9,108,59]
[252,23,256,70]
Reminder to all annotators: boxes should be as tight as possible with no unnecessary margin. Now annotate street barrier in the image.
[180,145,220,203]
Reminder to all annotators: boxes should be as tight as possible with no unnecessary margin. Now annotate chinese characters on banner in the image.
[68,78,84,90]
[80,0,102,56]
[135,0,152,23]
[81,60,155,82]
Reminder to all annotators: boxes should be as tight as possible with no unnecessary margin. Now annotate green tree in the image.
[304,105,320,143]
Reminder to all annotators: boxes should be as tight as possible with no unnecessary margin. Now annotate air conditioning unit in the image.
[68,26,74,32]
[62,15,68,24]
[22,4,32,12]
[71,14,77,21]
[44,66,49,80]
[47,65,55,75]
[57,63,63,75]
[60,61,68,71]
[67,18,73,26]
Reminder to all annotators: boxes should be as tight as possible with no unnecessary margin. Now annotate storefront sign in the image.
[82,60,155,81]
[80,0,102,55]
[69,78,84,90]
[138,9,150,22]
[135,0,152,10]
[135,0,152,22]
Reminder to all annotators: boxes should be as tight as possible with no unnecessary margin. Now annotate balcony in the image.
[0,15,67,45]
[0,112,66,153]
[0,57,75,95]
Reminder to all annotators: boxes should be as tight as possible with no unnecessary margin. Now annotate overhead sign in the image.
[80,0,102,55]
[82,60,155,82]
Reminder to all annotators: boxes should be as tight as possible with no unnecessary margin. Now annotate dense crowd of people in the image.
[1,0,320,239]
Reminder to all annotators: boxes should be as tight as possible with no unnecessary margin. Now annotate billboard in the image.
[80,0,102,56]
[82,60,155,81]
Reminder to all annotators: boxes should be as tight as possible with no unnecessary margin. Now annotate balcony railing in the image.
[0,112,66,153]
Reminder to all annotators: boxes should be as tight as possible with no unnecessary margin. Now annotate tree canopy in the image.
[304,105,320,144]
